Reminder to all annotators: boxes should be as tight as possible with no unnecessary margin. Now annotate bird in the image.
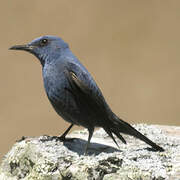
[9,35,164,154]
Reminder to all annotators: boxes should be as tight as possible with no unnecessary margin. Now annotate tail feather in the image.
[104,114,164,152]
[110,127,126,144]
[104,126,127,148]
[104,127,120,148]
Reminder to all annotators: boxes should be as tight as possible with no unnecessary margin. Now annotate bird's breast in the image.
[43,65,66,100]
[42,64,79,120]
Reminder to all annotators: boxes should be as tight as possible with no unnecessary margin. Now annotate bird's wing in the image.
[64,64,112,126]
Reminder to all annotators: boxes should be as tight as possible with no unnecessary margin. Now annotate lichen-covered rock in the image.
[0,124,179,180]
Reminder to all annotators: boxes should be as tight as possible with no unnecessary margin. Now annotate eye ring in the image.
[40,38,48,46]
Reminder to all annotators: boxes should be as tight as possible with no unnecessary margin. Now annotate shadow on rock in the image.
[41,135,121,155]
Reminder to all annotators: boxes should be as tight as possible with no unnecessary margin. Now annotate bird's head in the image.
[9,35,69,66]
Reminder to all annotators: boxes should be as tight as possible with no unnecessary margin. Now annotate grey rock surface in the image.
[0,124,179,180]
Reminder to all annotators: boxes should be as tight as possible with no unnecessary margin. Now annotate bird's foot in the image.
[57,136,76,142]
[40,135,75,142]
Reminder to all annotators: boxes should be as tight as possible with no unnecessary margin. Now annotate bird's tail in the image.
[103,114,164,152]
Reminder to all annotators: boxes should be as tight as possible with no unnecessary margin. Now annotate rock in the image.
[0,124,179,180]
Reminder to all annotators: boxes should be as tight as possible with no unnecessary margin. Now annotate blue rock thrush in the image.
[9,35,164,154]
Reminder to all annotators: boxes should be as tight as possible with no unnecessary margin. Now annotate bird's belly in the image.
[44,79,91,127]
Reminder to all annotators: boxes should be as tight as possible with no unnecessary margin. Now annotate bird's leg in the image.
[84,127,94,155]
[58,124,74,141]
[41,124,74,142]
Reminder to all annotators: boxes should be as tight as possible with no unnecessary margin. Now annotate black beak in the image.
[9,44,34,52]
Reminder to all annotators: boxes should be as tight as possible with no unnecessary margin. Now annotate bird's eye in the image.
[40,38,48,46]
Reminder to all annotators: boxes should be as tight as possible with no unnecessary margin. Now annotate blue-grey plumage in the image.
[9,35,164,154]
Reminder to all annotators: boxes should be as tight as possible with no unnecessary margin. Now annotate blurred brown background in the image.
[0,0,180,160]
